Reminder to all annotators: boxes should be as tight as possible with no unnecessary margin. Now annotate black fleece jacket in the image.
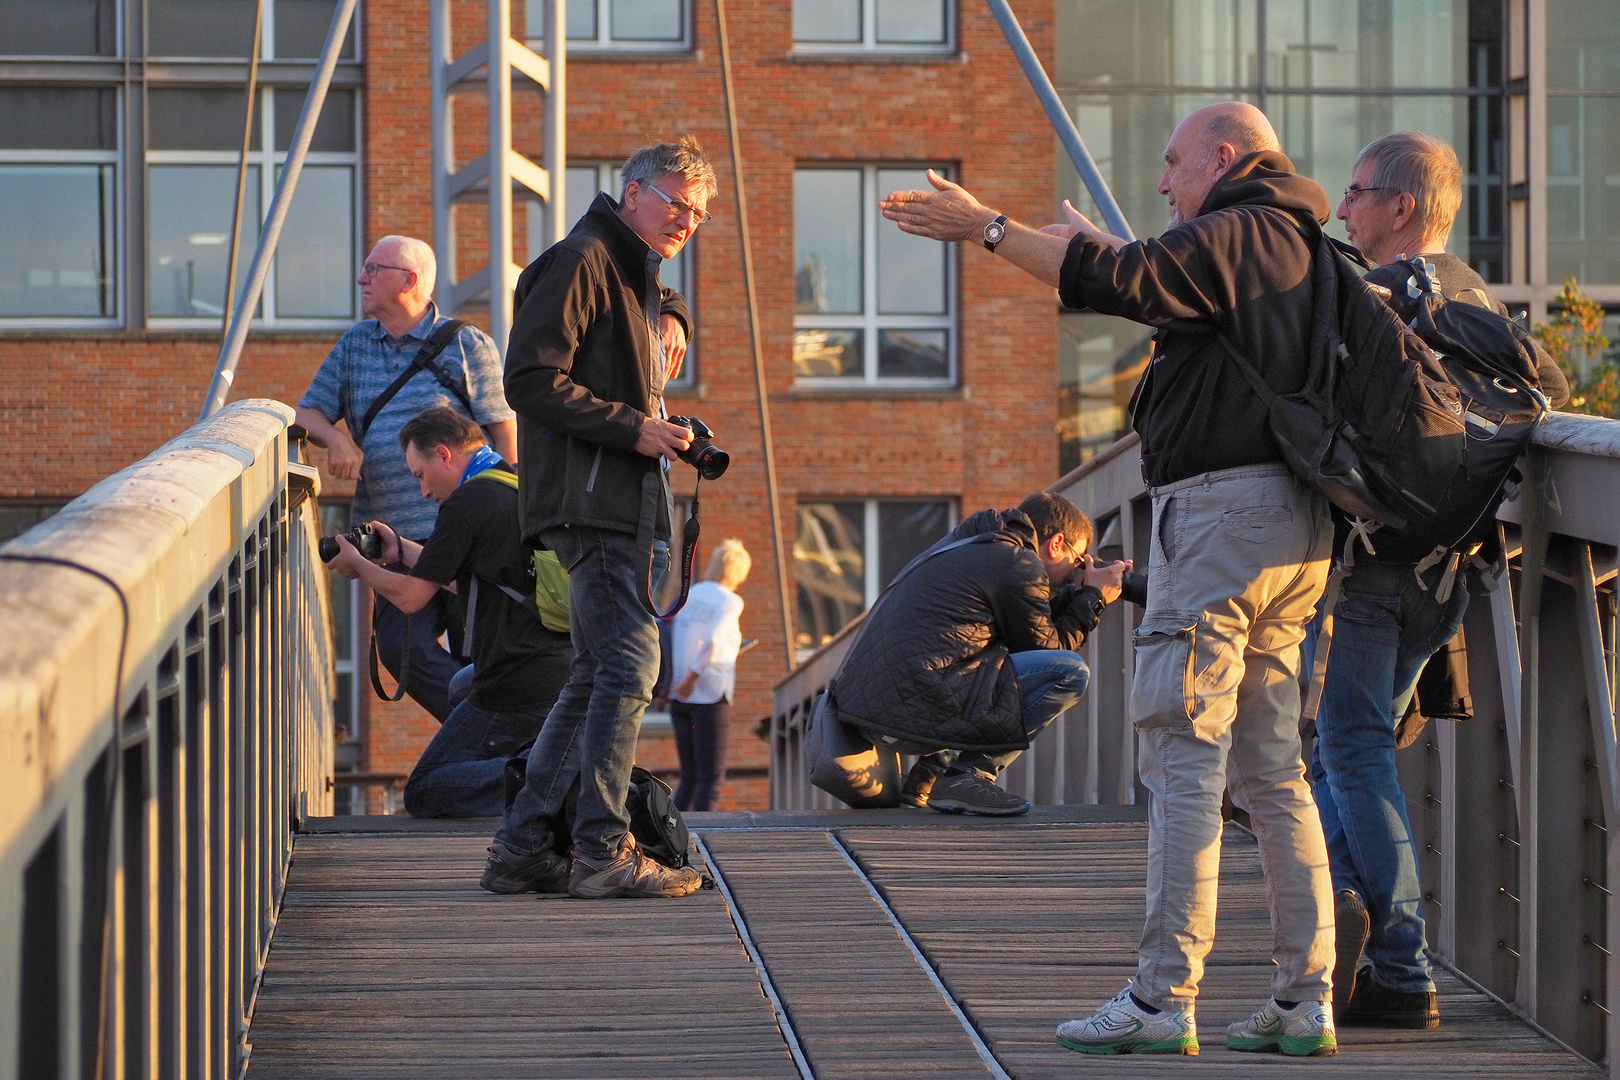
[832,509,1104,754]
[504,192,691,543]
[1059,151,1332,488]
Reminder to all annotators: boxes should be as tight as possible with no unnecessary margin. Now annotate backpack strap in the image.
[354,319,470,442]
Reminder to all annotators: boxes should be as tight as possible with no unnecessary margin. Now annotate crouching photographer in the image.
[325,406,572,817]
[813,492,1130,816]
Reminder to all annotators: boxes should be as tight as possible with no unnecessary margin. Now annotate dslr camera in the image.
[319,523,382,564]
[666,416,730,481]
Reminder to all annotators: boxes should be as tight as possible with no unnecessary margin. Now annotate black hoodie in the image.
[1058,151,1331,487]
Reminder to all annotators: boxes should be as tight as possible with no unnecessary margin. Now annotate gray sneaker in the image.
[569,836,703,899]
[479,842,569,895]
[926,769,1031,816]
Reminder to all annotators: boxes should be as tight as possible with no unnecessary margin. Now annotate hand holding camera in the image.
[1081,554,1133,605]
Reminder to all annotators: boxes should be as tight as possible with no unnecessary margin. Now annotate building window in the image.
[532,162,695,388]
[0,0,117,56]
[794,499,954,653]
[147,0,359,60]
[525,0,689,51]
[794,166,955,387]
[146,87,358,325]
[792,0,953,53]
[0,87,119,323]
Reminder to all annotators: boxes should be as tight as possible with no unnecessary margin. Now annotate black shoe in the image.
[925,769,1031,817]
[1333,890,1370,1015]
[479,841,570,895]
[900,753,953,808]
[1340,979,1439,1029]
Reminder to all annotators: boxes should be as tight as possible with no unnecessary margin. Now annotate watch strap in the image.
[983,214,1009,253]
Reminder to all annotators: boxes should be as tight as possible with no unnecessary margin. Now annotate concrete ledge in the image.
[296,802,1149,836]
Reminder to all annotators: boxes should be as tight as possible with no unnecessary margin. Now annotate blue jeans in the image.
[953,649,1090,774]
[496,527,660,862]
[670,699,730,811]
[404,699,547,818]
[1309,558,1470,994]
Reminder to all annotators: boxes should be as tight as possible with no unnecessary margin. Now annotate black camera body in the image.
[667,415,730,481]
[319,523,382,564]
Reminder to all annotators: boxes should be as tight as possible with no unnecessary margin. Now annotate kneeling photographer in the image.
[325,406,572,818]
[821,492,1130,816]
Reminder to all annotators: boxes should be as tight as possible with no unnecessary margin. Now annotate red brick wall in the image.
[0,0,1058,812]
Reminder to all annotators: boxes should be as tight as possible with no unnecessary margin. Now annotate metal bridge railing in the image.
[0,399,335,1080]
[770,413,1620,1073]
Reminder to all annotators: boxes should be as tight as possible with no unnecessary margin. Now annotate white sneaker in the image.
[1055,985,1198,1056]
[1225,998,1338,1057]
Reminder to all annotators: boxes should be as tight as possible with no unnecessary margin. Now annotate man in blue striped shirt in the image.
[296,235,515,722]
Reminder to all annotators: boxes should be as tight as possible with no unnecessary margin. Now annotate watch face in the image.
[985,221,1006,244]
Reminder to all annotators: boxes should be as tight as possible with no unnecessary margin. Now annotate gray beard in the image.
[1167,208,1184,228]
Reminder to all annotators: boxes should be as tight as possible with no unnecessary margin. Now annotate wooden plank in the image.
[840,823,1595,1078]
[701,830,994,1079]
[246,834,799,1080]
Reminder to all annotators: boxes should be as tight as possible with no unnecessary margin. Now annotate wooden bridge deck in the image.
[247,809,1595,1078]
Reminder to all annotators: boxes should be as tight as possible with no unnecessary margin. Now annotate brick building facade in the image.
[0,0,1059,810]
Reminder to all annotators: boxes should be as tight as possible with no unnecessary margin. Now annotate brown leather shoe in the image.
[1333,890,1370,1014]
[1340,979,1439,1029]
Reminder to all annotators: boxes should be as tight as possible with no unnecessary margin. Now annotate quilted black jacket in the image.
[831,509,1103,754]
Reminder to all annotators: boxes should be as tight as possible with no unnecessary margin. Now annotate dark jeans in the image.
[403,699,547,818]
[496,526,660,862]
[670,700,731,811]
[373,589,461,724]
[1309,558,1470,994]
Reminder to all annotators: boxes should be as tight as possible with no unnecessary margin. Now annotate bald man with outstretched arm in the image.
[884,103,1341,1059]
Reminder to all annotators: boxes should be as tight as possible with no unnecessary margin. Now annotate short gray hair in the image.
[376,235,437,300]
[620,136,718,200]
[1202,112,1280,158]
[1353,131,1463,241]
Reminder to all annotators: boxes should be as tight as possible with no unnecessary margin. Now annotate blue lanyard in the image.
[459,444,505,486]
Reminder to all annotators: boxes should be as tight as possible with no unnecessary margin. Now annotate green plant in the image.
[1532,278,1616,417]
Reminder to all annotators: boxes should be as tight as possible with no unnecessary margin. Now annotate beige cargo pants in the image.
[1129,463,1335,1011]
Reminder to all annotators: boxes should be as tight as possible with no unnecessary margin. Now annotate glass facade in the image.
[0,0,362,328]
[1053,0,1618,473]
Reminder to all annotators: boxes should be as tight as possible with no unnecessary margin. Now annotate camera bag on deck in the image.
[1215,215,1547,555]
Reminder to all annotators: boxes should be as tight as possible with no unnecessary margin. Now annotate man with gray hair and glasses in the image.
[884,101,1340,1058]
[296,235,515,723]
[483,136,710,900]
[1315,131,1567,1030]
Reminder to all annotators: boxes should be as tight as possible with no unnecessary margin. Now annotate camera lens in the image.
[318,536,340,563]
[693,444,729,481]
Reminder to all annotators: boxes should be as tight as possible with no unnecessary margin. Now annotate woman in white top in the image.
[668,539,751,811]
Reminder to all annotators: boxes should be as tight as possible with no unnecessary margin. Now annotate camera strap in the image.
[635,468,702,620]
[354,319,470,442]
[368,596,412,702]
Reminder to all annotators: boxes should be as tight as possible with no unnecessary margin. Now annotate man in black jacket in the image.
[1312,131,1571,1030]
[833,492,1128,817]
[482,137,713,900]
[883,103,1341,1057]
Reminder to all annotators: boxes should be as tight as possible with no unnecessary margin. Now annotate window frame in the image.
[527,0,692,54]
[791,0,955,56]
[536,161,697,391]
[793,496,958,657]
[793,163,957,390]
[144,0,365,62]
[144,86,361,330]
[0,106,124,329]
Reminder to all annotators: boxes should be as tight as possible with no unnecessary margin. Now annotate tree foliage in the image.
[1532,278,1616,417]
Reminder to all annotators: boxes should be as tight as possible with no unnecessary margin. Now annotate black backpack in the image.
[503,755,693,870]
[1218,216,1547,555]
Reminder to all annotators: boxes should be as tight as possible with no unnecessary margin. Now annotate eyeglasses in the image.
[645,182,712,226]
[1342,184,1393,205]
[362,261,412,278]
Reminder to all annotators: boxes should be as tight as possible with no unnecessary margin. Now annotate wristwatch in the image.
[982,214,1009,253]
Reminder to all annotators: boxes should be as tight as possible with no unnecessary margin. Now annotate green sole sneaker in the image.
[1225,1033,1337,1057]
[1056,1034,1199,1056]
[1225,1000,1337,1057]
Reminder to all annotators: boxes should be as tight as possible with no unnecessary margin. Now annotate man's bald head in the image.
[1158,102,1281,227]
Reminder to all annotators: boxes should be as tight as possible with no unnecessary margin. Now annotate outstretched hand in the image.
[879,169,997,243]
[1040,199,1127,251]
